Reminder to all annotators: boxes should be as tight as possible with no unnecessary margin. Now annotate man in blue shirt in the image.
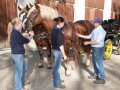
[10,18,34,90]
[76,17,106,84]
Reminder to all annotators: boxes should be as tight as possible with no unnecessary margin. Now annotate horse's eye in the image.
[30,23,32,26]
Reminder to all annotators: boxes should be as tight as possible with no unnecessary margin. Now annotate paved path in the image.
[0,48,120,90]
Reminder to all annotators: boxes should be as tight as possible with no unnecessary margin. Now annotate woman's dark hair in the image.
[53,17,64,23]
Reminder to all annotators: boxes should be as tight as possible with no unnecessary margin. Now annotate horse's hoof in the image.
[81,63,85,65]
[65,70,71,76]
[38,65,43,68]
[85,64,90,67]
[65,73,71,76]
[86,61,90,67]
[47,67,52,69]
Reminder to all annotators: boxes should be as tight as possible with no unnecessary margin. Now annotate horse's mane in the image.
[38,4,62,20]
[27,4,61,20]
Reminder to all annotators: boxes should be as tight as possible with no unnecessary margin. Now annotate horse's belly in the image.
[34,38,50,46]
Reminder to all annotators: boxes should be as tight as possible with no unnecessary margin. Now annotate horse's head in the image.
[19,4,40,33]
[18,4,32,23]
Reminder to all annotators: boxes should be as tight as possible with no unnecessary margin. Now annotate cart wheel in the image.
[103,39,113,60]
[117,42,120,55]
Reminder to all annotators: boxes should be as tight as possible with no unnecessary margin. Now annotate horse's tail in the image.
[0,22,13,47]
[5,22,13,47]
[8,22,13,32]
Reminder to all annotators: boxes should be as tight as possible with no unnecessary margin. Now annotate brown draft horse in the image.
[63,21,94,75]
[22,4,94,76]
[18,4,60,69]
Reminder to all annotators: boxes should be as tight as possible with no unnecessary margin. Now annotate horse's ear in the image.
[29,3,33,8]
[18,6,22,11]
[35,4,39,10]
[26,5,30,11]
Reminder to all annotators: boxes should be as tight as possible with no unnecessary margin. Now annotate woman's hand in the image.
[22,33,29,38]
[29,31,34,37]
[27,31,34,40]
[63,54,67,60]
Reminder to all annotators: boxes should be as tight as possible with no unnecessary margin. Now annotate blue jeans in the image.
[12,54,27,90]
[52,49,63,87]
[92,47,105,80]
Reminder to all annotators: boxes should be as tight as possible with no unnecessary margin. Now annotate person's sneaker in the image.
[55,85,66,89]
[93,79,105,84]
[88,75,99,79]
[22,87,29,90]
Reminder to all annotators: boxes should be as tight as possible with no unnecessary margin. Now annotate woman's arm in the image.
[22,31,34,40]
[60,45,67,60]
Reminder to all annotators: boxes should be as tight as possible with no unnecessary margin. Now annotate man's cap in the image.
[91,17,103,24]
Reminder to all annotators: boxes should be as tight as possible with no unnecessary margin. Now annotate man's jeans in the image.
[12,54,27,90]
[52,49,63,87]
[92,47,105,80]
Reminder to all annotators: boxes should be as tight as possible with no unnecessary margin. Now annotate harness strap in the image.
[33,32,49,39]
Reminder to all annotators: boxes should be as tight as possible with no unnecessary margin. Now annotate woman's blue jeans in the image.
[52,49,63,87]
[92,47,105,80]
[12,54,27,90]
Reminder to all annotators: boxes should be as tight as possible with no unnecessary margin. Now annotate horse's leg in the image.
[66,57,71,76]
[81,53,87,65]
[38,46,44,68]
[74,48,79,68]
[85,53,91,67]
[45,39,52,69]
[65,43,71,76]
[33,38,44,68]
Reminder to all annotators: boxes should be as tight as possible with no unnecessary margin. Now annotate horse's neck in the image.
[33,4,61,33]
[42,19,55,33]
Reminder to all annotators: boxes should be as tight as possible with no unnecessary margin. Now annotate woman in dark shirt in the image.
[51,17,67,89]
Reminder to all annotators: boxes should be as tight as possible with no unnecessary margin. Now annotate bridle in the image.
[22,8,40,33]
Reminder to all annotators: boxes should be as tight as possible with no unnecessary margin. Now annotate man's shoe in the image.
[55,85,66,89]
[23,81,31,86]
[88,75,99,79]
[93,79,105,84]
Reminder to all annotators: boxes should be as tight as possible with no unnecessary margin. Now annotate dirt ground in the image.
[0,48,120,90]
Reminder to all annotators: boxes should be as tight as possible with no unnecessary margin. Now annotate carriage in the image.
[102,19,120,60]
